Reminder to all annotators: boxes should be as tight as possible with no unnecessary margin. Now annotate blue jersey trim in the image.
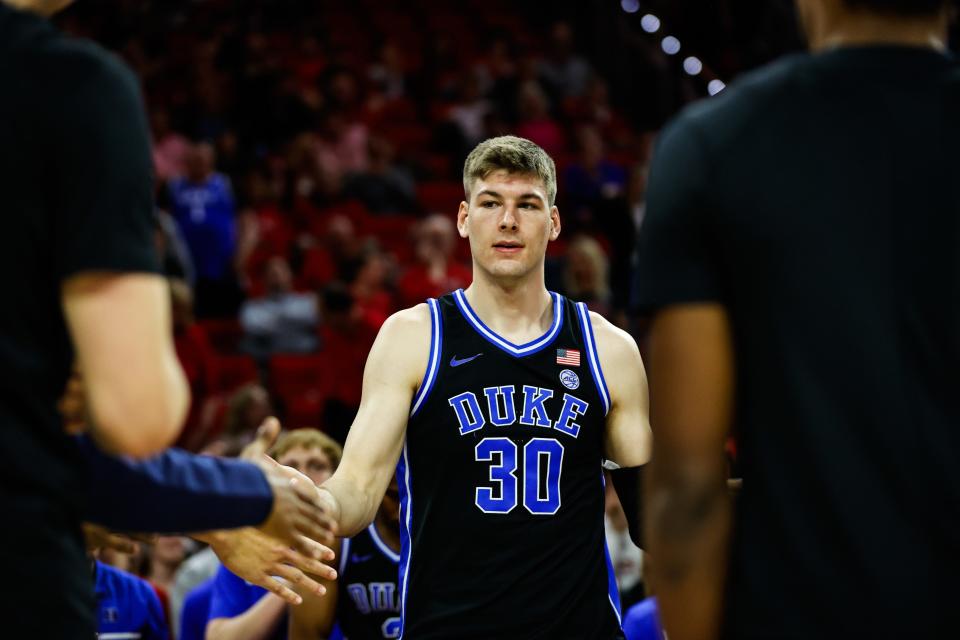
[367,523,401,564]
[453,289,564,357]
[410,299,442,417]
[339,537,352,577]
[576,303,611,415]
[397,443,413,639]
[601,472,624,628]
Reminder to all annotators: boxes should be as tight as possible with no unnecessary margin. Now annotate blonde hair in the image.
[269,429,343,470]
[463,135,557,206]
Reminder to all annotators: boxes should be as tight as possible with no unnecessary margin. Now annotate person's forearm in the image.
[206,594,286,640]
[644,455,730,640]
[317,472,380,538]
[78,436,273,532]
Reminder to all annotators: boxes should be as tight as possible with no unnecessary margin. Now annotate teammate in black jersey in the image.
[315,135,652,639]
[291,479,401,640]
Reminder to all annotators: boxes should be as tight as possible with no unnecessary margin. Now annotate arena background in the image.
[50,2,958,635]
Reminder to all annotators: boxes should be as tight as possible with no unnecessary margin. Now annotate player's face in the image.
[458,170,561,282]
[277,446,334,486]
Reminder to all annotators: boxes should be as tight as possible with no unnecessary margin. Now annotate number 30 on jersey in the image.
[475,437,563,515]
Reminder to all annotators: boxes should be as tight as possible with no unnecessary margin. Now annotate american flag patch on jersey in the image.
[556,348,581,366]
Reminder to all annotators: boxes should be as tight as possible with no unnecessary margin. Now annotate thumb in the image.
[241,417,281,460]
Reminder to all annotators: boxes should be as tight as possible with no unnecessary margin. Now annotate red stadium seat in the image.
[209,354,259,393]
[417,181,465,213]
[198,319,244,355]
[268,354,329,399]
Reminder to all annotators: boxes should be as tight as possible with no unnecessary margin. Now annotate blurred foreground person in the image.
[636,1,959,638]
[1,0,188,635]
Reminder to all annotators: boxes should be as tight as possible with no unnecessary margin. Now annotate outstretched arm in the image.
[317,305,431,537]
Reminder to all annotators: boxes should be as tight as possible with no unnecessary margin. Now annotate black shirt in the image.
[399,291,623,639]
[0,4,157,635]
[635,47,960,639]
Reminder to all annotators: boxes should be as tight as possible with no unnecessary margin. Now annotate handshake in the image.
[83,417,340,605]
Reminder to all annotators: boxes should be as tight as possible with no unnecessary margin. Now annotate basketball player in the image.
[635,1,958,639]
[316,135,652,639]
[290,480,402,640]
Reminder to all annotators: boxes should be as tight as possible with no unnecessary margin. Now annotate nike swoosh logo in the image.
[450,353,483,367]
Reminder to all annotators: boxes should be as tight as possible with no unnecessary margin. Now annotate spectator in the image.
[398,214,472,308]
[142,536,188,622]
[205,430,342,640]
[562,235,611,315]
[563,125,627,214]
[342,137,417,215]
[318,285,378,443]
[448,71,493,149]
[300,214,377,288]
[179,576,215,640]
[151,107,190,182]
[515,81,565,156]
[168,142,242,317]
[314,109,369,184]
[170,279,216,449]
[368,41,408,101]
[539,21,593,98]
[350,251,395,332]
[94,560,170,640]
[240,256,319,361]
[221,384,274,452]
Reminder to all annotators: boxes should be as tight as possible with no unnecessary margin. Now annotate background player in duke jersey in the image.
[315,135,652,639]
[290,479,402,640]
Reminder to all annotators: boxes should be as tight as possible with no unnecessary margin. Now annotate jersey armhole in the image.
[575,302,611,415]
[410,298,442,417]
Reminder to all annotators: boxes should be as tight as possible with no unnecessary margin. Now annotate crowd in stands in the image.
[63,2,661,636]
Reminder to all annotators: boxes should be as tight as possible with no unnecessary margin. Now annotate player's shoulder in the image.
[370,303,434,375]
[380,303,432,337]
[587,311,639,360]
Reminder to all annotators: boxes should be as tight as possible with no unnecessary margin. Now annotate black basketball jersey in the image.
[336,523,402,639]
[396,290,623,639]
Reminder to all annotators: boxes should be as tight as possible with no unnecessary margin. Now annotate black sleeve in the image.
[77,436,274,533]
[632,116,723,311]
[49,47,160,279]
[610,466,644,549]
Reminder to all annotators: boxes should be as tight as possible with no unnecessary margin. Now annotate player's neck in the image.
[464,273,553,343]
[374,516,401,553]
[808,9,948,53]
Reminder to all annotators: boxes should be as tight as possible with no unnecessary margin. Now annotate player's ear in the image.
[457,201,470,238]
[548,205,561,241]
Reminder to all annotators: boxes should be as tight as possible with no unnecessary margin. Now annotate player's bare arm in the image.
[62,272,189,456]
[288,538,341,640]
[591,312,652,468]
[643,304,734,640]
[317,303,431,537]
